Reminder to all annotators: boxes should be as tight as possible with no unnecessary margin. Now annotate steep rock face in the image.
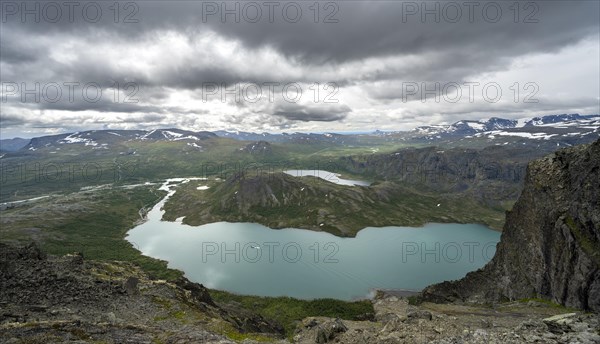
[423,139,600,312]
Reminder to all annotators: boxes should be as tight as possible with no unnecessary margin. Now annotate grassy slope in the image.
[210,290,373,338]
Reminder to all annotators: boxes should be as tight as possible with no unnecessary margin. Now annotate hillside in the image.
[162,172,506,236]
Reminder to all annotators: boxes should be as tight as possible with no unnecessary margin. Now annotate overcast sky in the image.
[1,0,599,138]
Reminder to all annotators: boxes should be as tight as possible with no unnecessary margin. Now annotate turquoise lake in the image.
[126,177,501,300]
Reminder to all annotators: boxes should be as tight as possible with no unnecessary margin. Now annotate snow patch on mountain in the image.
[60,133,98,146]
[140,130,157,140]
[483,131,558,140]
[465,122,485,131]
[186,142,203,150]
[162,130,183,139]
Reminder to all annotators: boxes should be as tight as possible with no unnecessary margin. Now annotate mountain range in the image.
[1,114,598,153]
[403,114,599,140]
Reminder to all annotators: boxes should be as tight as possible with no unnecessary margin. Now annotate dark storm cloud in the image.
[0,110,166,129]
[1,93,173,114]
[200,1,599,65]
[0,111,84,129]
[273,103,350,122]
[0,113,27,127]
[41,99,166,114]
[7,1,596,63]
[0,29,44,64]
[3,1,598,69]
[116,113,165,124]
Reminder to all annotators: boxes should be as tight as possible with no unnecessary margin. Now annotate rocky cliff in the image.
[339,145,536,207]
[423,138,600,312]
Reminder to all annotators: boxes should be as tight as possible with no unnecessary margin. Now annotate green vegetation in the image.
[516,298,578,311]
[565,216,600,265]
[210,290,374,337]
[163,174,506,237]
[0,137,404,203]
[0,185,182,280]
[407,295,423,306]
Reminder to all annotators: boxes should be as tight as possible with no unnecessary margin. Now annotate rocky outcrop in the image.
[292,293,600,344]
[423,139,600,312]
[0,243,284,343]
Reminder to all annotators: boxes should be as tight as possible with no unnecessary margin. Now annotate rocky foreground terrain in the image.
[0,243,285,343]
[1,243,599,344]
[294,293,600,344]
